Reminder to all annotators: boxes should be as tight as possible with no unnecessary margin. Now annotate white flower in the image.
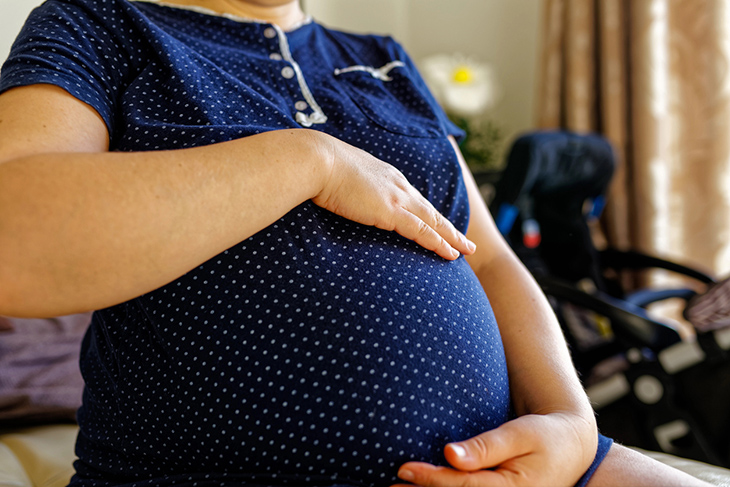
[420,53,499,117]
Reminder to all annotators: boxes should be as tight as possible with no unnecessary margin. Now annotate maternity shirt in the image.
[0,0,611,485]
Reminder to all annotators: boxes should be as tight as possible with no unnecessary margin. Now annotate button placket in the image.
[265,28,308,119]
[262,23,327,127]
[262,26,295,107]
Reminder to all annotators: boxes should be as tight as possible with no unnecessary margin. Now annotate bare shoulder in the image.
[0,84,108,164]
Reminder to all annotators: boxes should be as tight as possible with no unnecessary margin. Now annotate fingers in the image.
[394,415,597,487]
[312,139,476,260]
[394,462,510,487]
[392,421,536,487]
[389,199,476,261]
[444,420,535,471]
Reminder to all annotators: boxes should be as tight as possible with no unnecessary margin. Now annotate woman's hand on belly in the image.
[312,133,476,261]
[392,412,595,487]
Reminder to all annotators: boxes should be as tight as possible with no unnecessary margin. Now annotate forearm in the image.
[0,129,328,317]
[470,244,598,474]
[450,134,593,422]
[474,252,594,421]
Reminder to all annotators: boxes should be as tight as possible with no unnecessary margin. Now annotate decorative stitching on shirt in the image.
[333,61,406,82]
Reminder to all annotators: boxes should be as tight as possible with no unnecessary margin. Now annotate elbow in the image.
[0,257,18,316]
[0,279,38,318]
[0,284,30,318]
[0,244,30,316]
[0,266,68,319]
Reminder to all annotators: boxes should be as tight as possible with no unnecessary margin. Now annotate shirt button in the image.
[263,27,276,38]
[295,100,308,111]
[281,66,295,79]
[269,53,283,61]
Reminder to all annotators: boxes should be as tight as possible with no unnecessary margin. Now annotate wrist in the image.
[295,129,336,201]
[529,401,597,430]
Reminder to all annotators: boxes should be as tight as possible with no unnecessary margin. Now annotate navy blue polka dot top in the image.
[1,1,514,485]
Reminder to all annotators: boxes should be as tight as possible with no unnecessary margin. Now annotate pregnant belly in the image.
[103,205,511,486]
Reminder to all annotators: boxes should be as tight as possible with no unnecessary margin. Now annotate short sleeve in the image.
[387,38,466,143]
[0,0,135,136]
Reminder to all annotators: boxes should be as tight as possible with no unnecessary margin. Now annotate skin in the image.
[0,1,715,485]
[152,0,309,30]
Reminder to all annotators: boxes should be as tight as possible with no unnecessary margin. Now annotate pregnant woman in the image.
[0,0,710,486]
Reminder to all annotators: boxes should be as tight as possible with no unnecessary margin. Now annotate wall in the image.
[303,0,544,150]
[0,0,45,62]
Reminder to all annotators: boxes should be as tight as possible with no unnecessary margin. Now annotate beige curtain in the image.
[536,0,730,280]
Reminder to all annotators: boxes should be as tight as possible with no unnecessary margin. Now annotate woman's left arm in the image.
[393,137,598,487]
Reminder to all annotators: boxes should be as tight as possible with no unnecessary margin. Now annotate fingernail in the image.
[398,468,415,481]
[450,248,460,259]
[450,443,469,459]
[466,240,476,252]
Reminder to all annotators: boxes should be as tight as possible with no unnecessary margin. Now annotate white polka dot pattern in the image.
[1,1,511,486]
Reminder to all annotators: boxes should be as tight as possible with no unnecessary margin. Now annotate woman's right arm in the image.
[0,84,473,318]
